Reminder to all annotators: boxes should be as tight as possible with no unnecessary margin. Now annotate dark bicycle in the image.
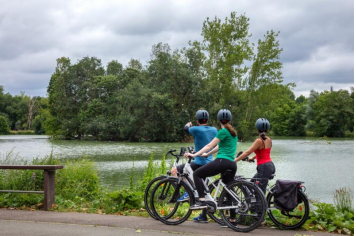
[144,148,184,220]
[237,151,310,230]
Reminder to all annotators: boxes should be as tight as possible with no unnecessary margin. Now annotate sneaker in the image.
[190,201,208,210]
[177,192,189,202]
[193,214,208,223]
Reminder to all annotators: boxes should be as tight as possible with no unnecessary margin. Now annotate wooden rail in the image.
[0,165,64,210]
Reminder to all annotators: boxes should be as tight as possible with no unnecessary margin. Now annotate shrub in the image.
[304,201,354,234]
[56,158,100,201]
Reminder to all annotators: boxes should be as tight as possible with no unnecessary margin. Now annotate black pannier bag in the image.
[273,179,301,211]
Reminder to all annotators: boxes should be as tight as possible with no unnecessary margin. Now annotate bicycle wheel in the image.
[150,177,194,225]
[267,188,310,229]
[206,179,224,225]
[144,175,167,219]
[218,181,266,232]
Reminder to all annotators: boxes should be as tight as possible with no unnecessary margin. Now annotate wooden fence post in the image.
[44,170,56,211]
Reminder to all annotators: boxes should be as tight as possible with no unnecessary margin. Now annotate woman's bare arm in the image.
[184,138,220,158]
[201,145,219,157]
[235,139,262,162]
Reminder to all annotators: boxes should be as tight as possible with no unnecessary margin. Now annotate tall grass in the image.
[333,187,353,212]
[0,151,168,214]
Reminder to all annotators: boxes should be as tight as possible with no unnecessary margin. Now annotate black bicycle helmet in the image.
[217,109,232,124]
[196,110,209,123]
[255,118,270,132]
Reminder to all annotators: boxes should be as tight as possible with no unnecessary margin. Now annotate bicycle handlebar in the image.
[236,151,255,163]
[166,149,176,155]
[166,147,195,163]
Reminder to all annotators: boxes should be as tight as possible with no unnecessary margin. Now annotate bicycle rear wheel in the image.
[218,181,266,232]
[266,187,310,229]
[144,176,167,219]
[150,178,194,225]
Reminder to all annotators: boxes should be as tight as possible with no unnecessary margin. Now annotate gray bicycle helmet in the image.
[255,118,270,132]
[217,109,232,124]
[196,110,209,123]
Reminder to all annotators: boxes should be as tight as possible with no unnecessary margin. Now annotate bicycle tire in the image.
[150,178,194,225]
[218,181,266,232]
[144,175,167,220]
[206,179,224,225]
[266,187,310,229]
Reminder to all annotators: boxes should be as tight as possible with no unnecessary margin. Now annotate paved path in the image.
[0,209,335,236]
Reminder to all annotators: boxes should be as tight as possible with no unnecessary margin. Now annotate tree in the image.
[201,13,253,105]
[0,115,10,134]
[311,90,353,137]
[106,60,123,76]
[288,104,307,136]
[47,57,105,139]
[296,95,306,104]
[26,96,40,129]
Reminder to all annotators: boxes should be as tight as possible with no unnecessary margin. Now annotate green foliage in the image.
[1,12,353,140]
[107,189,143,211]
[9,130,35,135]
[0,86,51,134]
[0,152,143,213]
[333,187,353,213]
[0,115,10,134]
[309,90,354,137]
[56,158,100,201]
[304,201,354,234]
[139,153,155,191]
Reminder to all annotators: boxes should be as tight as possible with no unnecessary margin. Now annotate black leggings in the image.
[193,158,237,198]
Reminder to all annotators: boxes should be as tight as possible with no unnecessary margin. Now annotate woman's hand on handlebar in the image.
[184,153,194,158]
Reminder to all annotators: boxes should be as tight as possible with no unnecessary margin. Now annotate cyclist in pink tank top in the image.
[235,118,275,193]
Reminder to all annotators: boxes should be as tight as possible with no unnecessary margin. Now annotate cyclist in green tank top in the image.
[215,128,237,161]
[184,109,238,223]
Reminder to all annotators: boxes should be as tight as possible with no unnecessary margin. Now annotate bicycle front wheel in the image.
[266,188,310,229]
[144,176,167,219]
[150,178,194,225]
[206,179,224,225]
[218,181,266,233]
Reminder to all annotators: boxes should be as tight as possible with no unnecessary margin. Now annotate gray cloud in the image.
[0,0,353,97]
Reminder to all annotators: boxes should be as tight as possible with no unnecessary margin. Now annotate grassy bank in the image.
[9,130,36,135]
[0,153,353,235]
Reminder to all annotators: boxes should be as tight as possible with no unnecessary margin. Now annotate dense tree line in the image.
[0,86,50,134]
[0,13,354,139]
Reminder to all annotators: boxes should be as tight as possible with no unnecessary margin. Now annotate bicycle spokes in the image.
[219,181,266,233]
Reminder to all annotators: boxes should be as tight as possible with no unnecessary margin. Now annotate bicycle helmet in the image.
[255,118,270,132]
[217,109,232,124]
[196,110,209,123]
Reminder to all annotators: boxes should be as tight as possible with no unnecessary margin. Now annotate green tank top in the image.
[215,128,238,161]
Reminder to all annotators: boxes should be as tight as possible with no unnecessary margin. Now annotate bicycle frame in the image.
[178,159,244,210]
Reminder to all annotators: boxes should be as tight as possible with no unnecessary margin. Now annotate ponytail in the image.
[260,131,267,140]
[224,123,237,137]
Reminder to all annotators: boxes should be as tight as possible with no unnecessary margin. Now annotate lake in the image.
[0,135,353,204]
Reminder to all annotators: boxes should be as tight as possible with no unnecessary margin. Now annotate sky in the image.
[0,0,354,98]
